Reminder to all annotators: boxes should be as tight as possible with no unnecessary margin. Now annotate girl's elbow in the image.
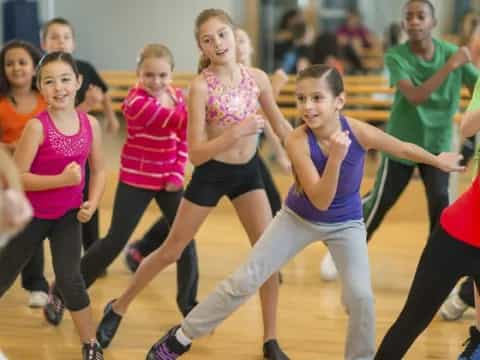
[188,153,205,167]
[312,198,330,211]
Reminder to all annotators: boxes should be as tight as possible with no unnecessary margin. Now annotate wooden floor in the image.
[0,130,476,359]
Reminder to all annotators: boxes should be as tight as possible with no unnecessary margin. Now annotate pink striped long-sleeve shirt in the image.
[120,86,188,190]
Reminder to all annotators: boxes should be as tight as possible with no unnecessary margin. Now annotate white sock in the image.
[175,327,192,346]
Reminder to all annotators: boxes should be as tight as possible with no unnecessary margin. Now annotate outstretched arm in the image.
[350,118,464,172]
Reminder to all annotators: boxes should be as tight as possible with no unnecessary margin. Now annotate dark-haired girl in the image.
[0,51,105,360]
[138,62,462,360]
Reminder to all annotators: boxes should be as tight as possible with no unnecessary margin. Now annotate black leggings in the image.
[375,225,480,359]
[0,210,89,311]
[21,163,99,293]
[133,154,281,257]
[363,156,449,242]
[54,181,199,316]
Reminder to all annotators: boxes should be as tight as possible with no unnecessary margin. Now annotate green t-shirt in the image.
[385,38,478,164]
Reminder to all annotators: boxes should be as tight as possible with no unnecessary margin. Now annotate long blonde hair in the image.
[194,8,236,73]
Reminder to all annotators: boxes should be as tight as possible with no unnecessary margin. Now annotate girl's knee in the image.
[344,286,375,309]
[56,274,89,310]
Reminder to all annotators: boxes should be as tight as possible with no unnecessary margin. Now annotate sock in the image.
[175,327,192,346]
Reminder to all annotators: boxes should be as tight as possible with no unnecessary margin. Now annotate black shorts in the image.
[184,154,265,207]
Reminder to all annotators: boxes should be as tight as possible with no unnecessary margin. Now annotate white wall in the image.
[32,0,458,71]
[41,0,244,72]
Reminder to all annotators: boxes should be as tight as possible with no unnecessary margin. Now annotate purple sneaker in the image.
[146,326,191,360]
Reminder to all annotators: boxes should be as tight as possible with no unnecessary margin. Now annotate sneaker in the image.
[82,341,103,360]
[458,326,480,360]
[441,290,469,321]
[28,291,48,308]
[43,285,64,326]
[146,325,191,359]
[96,299,122,348]
[125,244,143,273]
[320,251,338,281]
[263,339,290,360]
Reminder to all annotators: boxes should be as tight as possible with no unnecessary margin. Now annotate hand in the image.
[61,162,82,186]
[0,188,32,235]
[435,152,465,173]
[233,115,265,138]
[165,182,182,192]
[447,47,472,70]
[276,153,292,174]
[328,130,351,164]
[84,85,104,110]
[271,69,289,93]
[105,114,120,134]
[77,201,95,223]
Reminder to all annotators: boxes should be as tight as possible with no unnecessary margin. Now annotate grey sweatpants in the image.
[182,207,375,360]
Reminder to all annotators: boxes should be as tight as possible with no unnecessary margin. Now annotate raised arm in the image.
[186,76,262,166]
[460,79,480,138]
[349,118,464,172]
[253,68,292,143]
[122,87,184,131]
[285,126,350,211]
[77,115,105,223]
[394,47,471,105]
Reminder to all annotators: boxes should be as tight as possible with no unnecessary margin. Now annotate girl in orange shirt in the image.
[0,40,46,150]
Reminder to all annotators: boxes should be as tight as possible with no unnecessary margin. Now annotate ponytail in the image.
[197,54,211,74]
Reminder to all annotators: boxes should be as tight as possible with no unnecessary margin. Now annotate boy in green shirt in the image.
[320,0,478,281]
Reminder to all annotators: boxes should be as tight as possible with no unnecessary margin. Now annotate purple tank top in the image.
[27,110,92,219]
[285,116,365,223]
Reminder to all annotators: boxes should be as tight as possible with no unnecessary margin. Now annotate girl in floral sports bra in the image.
[96,8,292,360]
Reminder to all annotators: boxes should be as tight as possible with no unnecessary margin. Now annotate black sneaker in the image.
[263,339,290,360]
[459,326,480,360]
[146,325,191,359]
[82,341,103,360]
[96,299,123,348]
[125,244,143,273]
[43,285,64,326]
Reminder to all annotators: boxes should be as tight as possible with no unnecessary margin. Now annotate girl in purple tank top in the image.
[137,64,464,360]
[0,52,105,360]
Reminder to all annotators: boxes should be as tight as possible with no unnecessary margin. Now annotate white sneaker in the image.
[0,349,8,360]
[28,291,48,308]
[440,290,469,321]
[320,251,338,281]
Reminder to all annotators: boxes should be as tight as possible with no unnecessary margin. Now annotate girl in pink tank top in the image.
[0,52,105,360]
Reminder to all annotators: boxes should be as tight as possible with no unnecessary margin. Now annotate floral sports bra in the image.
[202,64,260,126]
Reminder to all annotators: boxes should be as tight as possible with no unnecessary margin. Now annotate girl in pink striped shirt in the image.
[45,44,199,327]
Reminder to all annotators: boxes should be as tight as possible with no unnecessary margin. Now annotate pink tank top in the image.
[202,64,260,126]
[27,110,93,219]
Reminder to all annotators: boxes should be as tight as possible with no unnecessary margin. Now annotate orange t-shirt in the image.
[0,93,47,144]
